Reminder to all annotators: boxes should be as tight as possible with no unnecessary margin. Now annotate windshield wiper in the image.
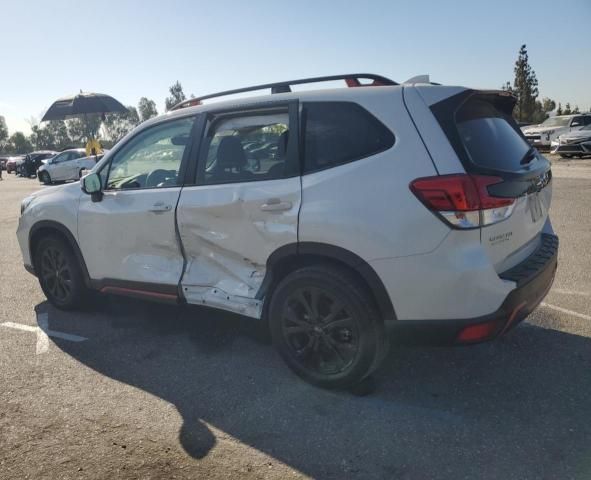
[520,147,537,165]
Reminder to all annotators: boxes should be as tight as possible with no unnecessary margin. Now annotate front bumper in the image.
[525,134,551,148]
[551,141,591,155]
[389,233,558,345]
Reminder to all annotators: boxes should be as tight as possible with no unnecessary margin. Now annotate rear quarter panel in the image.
[299,88,449,261]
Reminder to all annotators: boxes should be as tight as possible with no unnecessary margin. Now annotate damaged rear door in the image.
[177,100,301,317]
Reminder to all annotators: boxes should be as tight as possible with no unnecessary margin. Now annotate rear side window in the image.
[303,102,394,173]
[455,98,531,172]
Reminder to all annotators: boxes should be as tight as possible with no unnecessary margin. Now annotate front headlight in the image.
[20,196,35,215]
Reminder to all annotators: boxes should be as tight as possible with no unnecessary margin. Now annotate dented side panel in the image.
[177,177,301,317]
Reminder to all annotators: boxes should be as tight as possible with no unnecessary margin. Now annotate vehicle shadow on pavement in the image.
[37,297,591,479]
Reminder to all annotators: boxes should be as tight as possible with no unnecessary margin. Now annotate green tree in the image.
[138,97,158,122]
[501,81,514,93]
[102,106,140,144]
[8,131,33,153]
[572,105,580,114]
[47,120,72,150]
[164,81,186,111]
[556,103,563,115]
[530,97,557,124]
[29,120,72,151]
[564,103,572,115]
[541,98,556,113]
[67,115,102,145]
[511,44,539,123]
[0,115,8,152]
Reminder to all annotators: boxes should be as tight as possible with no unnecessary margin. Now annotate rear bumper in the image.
[389,234,558,345]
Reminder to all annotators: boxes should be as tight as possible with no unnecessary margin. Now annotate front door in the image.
[177,102,301,317]
[50,151,74,181]
[78,116,197,297]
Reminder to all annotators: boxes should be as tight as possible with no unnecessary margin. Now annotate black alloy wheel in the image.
[269,265,388,389]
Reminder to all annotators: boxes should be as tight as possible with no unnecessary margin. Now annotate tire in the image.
[560,154,573,159]
[39,171,51,185]
[34,235,88,310]
[268,264,388,389]
[79,169,85,179]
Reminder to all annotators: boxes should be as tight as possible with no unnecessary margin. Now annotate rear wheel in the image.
[39,171,51,185]
[35,236,88,310]
[268,265,388,389]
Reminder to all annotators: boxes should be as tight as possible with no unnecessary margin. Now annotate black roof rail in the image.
[171,73,398,111]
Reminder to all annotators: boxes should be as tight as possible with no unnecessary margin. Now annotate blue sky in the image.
[1,0,590,134]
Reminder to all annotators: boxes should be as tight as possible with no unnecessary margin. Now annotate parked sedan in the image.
[0,155,10,170]
[37,149,95,184]
[551,124,591,158]
[5,156,25,174]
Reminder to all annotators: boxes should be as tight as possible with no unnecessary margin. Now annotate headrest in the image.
[217,136,247,170]
[277,131,289,158]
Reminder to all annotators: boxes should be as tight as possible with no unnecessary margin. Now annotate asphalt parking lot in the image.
[1,156,590,480]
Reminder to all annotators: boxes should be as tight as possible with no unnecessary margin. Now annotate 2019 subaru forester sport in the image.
[17,74,558,389]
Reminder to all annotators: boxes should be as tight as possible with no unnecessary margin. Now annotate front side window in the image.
[104,116,194,190]
[198,109,291,185]
[53,152,68,163]
[571,116,584,127]
[303,102,395,174]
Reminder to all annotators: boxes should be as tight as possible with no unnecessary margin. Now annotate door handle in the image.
[260,198,292,212]
[149,202,172,213]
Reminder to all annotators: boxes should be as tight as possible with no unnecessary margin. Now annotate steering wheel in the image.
[145,169,174,188]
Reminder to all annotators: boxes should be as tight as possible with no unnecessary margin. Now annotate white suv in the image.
[522,114,591,148]
[17,74,558,389]
[37,148,97,184]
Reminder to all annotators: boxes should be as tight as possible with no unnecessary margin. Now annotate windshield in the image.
[541,117,571,127]
[456,97,532,172]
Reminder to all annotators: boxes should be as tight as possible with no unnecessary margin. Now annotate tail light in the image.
[409,174,515,229]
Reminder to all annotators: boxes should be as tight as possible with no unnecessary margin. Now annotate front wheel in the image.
[268,265,388,389]
[35,236,88,310]
[560,154,573,159]
[39,171,51,184]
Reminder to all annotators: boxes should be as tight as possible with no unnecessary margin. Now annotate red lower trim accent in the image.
[100,286,178,301]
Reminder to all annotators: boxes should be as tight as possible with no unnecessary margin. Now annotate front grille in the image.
[556,144,584,153]
[500,234,559,287]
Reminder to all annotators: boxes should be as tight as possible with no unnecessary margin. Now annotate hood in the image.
[522,125,564,134]
[29,179,82,200]
[558,129,591,141]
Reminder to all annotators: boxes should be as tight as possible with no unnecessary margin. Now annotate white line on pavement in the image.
[36,314,50,354]
[541,303,591,321]
[552,288,591,297]
[1,313,87,355]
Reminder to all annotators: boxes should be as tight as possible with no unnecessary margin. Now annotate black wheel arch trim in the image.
[257,242,396,322]
[28,220,92,287]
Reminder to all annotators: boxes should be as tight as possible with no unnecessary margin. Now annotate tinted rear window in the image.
[456,98,531,172]
[303,102,394,173]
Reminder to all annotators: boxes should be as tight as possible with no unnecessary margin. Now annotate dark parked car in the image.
[20,151,57,177]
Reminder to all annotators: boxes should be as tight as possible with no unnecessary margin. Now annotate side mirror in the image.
[571,122,581,127]
[81,172,102,202]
